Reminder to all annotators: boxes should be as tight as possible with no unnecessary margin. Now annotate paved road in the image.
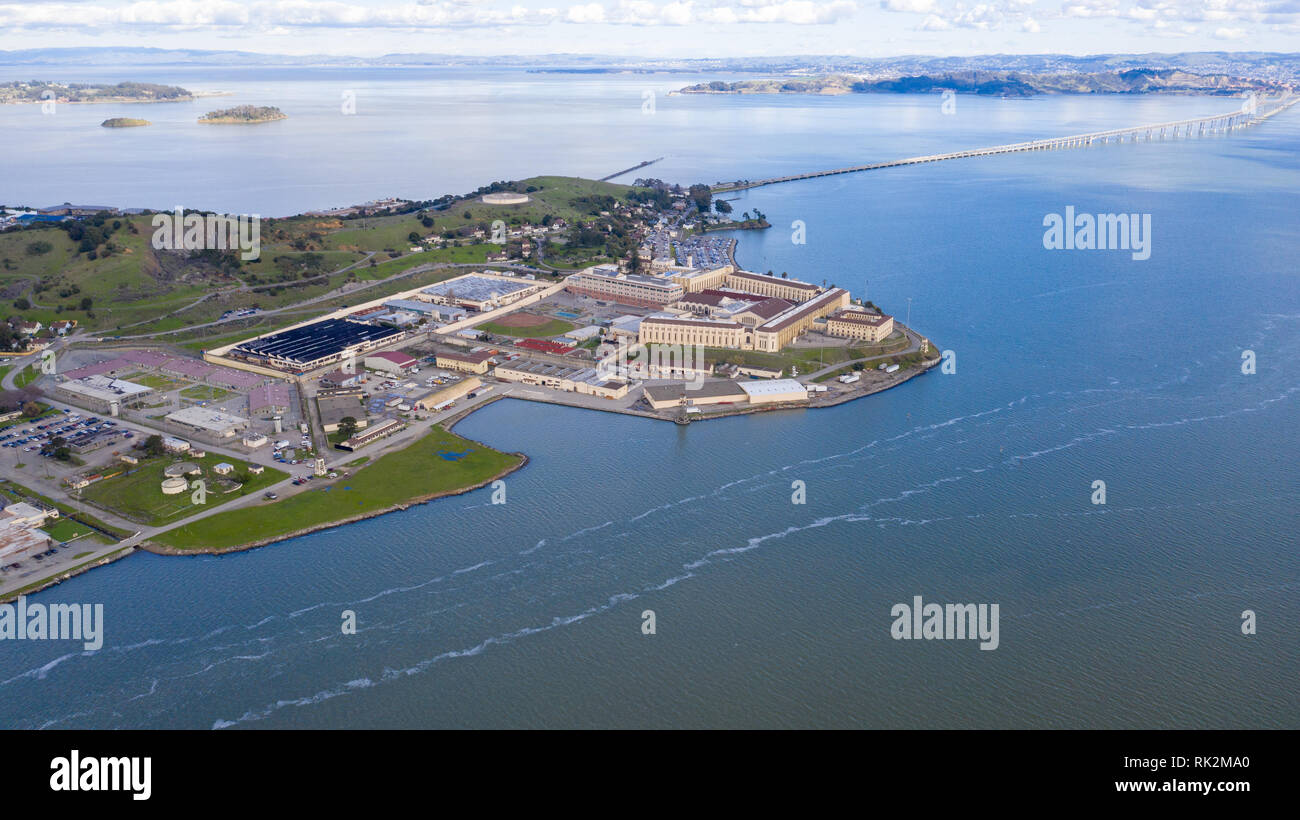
[800,325,924,380]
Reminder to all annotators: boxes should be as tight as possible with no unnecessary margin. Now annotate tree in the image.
[12,298,29,310]
[142,434,165,457]
[79,297,93,311]
[21,401,41,417]
[337,416,358,441]
[713,199,732,215]
[408,231,421,244]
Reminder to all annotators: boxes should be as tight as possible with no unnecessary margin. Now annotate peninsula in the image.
[1,80,193,105]
[0,171,932,595]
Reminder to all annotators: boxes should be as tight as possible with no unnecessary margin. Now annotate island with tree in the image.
[101,117,151,128]
[198,105,287,124]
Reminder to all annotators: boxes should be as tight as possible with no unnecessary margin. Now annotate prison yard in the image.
[1,172,937,597]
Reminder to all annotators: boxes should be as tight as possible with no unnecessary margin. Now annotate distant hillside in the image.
[0,48,1297,82]
[679,69,1289,98]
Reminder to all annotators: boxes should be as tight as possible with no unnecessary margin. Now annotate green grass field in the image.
[179,384,234,402]
[126,372,188,391]
[81,453,288,527]
[40,517,97,543]
[475,317,577,338]
[153,425,522,550]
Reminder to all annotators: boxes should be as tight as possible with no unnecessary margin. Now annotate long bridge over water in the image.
[712,95,1299,193]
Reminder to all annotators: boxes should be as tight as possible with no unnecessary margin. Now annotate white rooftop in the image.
[738,379,809,397]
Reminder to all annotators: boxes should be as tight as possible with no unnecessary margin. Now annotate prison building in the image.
[825,310,895,343]
[564,265,685,308]
[723,270,822,303]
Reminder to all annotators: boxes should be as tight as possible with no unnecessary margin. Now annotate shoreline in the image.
[138,448,528,557]
[0,545,135,605]
[118,365,933,561]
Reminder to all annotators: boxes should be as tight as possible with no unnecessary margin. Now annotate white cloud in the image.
[879,0,936,12]
[0,0,861,29]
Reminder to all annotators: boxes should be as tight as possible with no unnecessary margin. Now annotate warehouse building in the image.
[643,380,747,410]
[436,349,495,375]
[413,377,481,411]
[165,407,250,438]
[494,360,628,399]
[57,375,154,413]
[317,394,369,433]
[738,379,810,405]
[228,318,404,373]
[365,350,419,375]
[383,299,467,322]
[420,274,542,311]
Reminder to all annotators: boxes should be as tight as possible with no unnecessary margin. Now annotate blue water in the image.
[0,71,1297,728]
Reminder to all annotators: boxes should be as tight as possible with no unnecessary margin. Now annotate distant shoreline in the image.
[1,90,233,106]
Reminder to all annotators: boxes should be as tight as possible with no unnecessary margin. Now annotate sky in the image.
[0,0,1296,58]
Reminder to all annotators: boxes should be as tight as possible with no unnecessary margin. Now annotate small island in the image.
[101,117,151,128]
[198,105,287,124]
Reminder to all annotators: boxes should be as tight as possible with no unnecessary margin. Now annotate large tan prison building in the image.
[565,266,684,307]
[723,270,821,302]
[639,317,749,349]
[641,288,849,353]
[825,310,895,342]
[751,288,850,352]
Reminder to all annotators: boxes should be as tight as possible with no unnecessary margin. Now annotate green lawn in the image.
[153,425,522,550]
[179,384,234,402]
[0,480,130,539]
[40,517,97,543]
[13,364,40,388]
[126,372,188,391]
[475,317,576,338]
[80,453,288,527]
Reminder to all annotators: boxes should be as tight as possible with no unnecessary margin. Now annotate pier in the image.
[713,96,1299,192]
[602,156,664,182]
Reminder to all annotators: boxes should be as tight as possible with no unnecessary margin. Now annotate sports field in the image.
[475,312,576,338]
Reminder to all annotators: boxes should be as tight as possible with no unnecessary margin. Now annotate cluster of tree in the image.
[625,187,674,211]
[570,194,619,216]
[687,184,712,213]
[271,252,329,279]
[0,388,41,415]
[61,214,123,258]
[199,105,285,122]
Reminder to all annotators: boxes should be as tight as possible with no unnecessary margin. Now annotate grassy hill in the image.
[1,175,650,339]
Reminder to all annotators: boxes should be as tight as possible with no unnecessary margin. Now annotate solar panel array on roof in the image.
[231,319,402,368]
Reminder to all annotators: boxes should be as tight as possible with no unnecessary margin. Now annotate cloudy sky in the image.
[0,0,1296,57]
